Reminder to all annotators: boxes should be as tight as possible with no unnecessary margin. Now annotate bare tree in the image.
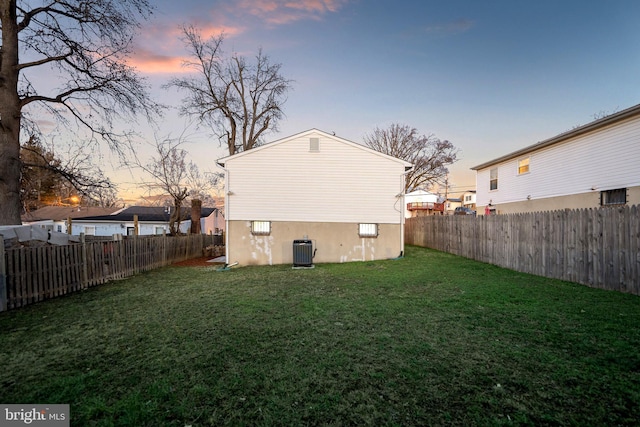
[0,0,161,225]
[167,26,293,155]
[137,138,216,235]
[364,124,459,192]
[186,163,222,207]
[20,135,117,210]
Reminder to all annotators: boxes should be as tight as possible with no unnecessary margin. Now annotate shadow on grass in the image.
[1,246,639,425]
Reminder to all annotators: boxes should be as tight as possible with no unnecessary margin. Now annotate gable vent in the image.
[309,137,319,152]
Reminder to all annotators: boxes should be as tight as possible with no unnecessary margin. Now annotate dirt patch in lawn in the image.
[173,257,223,267]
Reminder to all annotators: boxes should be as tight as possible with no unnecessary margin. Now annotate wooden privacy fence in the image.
[405,205,640,295]
[0,234,219,311]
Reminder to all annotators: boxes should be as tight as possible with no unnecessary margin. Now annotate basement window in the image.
[358,223,378,238]
[601,188,626,206]
[251,221,271,236]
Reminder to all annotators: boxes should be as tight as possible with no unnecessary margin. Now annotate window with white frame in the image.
[518,157,530,175]
[358,223,378,238]
[251,221,271,235]
[489,168,498,191]
[84,226,96,236]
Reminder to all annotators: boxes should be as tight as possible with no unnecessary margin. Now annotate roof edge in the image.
[471,103,640,170]
[217,128,413,168]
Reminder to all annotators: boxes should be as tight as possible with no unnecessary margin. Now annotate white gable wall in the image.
[476,114,640,208]
[224,131,407,224]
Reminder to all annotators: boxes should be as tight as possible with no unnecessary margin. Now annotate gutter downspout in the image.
[217,160,230,264]
[399,166,414,255]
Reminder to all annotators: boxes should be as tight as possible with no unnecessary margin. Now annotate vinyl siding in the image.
[476,114,640,207]
[223,131,408,224]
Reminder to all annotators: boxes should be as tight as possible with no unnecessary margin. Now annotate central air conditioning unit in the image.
[293,239,314,267]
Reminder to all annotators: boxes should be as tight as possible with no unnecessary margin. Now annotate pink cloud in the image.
[236,0,348,25]
[131,20,245,74]
[128,49,187,74]
[284,0,344,13]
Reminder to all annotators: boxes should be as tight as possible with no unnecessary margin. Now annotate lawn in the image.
[1,246,639,426]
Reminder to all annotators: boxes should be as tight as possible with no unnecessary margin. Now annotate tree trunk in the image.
[0,1,24,225]
[169,199,182,235]
[190,199,202,234]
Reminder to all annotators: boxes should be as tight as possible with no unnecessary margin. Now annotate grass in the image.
[1,246,639,426]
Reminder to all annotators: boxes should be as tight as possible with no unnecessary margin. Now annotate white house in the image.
[68,206,222,236]
[460,190,477,210]
[217,129,413,266]
[472,103,640,214]
[404,189,444,218]
[21,206,119,232]
[444,197,462,215]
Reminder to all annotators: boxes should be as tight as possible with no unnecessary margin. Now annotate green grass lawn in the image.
[1,246,639,426]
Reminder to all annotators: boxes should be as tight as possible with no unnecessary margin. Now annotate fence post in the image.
[162,230,167,266]
[133,233,138,275]
[80,233,88,289]
[0,236,6,312]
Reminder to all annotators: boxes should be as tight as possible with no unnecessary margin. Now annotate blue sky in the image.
[113,0,640,199]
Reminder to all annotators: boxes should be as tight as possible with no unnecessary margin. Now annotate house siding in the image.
[224,131,407,224]
[476,114,640,211]
[220,129,411,265]
[227,220,402,266]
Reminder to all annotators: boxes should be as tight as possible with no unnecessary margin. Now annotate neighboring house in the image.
[444,198,462,215]
[67,206,222,236]
[217,128,413,266]
[472,103,640,214]
[461,190,477,210]
[21,206,120,232]
[404,189,444,218]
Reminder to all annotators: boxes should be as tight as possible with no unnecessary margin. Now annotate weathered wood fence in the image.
[405,205,640,295]
[0,234,220,311]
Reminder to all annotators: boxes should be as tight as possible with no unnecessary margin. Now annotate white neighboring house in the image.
[217,128,413,266]
[68,206,222,236]
[472,103,640,214]
[461,190,477,210]
[21,206,119,233]
[404,189,444,218]
[444,198,462,215]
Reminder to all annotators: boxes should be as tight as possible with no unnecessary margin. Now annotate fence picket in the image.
[406,205,640,295]
[1,234,219,311]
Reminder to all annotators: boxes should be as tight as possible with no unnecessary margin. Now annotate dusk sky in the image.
[113,0,640,199]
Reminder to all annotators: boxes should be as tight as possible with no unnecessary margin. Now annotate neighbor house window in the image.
[601,188,626,206]
[518,157,530,174]
[489,168,498,190]
[251,221,271,235]
[359,223,378,237]
[155,227,165,235]
[84,226,96,236]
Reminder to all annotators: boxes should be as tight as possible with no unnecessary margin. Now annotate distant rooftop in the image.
[22,206,119,222]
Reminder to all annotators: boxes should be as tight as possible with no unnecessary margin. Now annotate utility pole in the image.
[444,173,449,201]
